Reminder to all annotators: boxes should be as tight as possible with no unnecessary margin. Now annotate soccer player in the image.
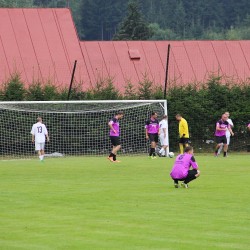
[214,114,234,157]
[108,111,124,163]
[31,117,49,161]
[218,112,234,155]
[145,112,160,159]
[176,114,189,154]
[159,115,169,157]
[170,146,200,188]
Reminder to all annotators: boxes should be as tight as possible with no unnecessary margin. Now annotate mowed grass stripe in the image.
[0,155,249,249]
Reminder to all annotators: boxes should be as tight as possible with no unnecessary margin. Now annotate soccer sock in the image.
[39,155,42,161]
[113,154,117,161]
[217,144,223,154]
[152,148,156,156]
[223,151,227,157]
[149,148,153,156]
[109,153,114,158]
[179,144,184,154]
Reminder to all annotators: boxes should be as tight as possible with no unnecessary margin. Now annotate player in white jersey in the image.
[31,117,49,161]
[159,115,169,157]
[218,112,234,155]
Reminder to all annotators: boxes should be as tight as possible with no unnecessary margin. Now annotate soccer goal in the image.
[0,100,168,159]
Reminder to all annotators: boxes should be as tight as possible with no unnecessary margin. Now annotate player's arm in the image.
[46,133,49,142]
[228,125,234,136]
[163,127,167,138]
[216,123,226,131]
[108,120,117,134]
[31,125,35,143]
[145,127,149,139]
[190,156,199,170]
[145,121,149,139]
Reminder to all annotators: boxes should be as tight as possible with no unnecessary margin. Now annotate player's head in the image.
[175,114,182,121]
[221,114,228,121]
[37,117,42,122]
[184,146,193,154]
[151,112,158,119]
[162,115,168,120]
[116,111,124,119]
[224,111,230,117]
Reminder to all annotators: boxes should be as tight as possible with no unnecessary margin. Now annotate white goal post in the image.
[0,100,168,159]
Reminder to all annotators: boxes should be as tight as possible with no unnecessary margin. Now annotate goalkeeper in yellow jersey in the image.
[176,114,190,154]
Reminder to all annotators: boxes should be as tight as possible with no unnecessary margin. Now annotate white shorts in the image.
[160,134,168,146]
[35,142,45,151]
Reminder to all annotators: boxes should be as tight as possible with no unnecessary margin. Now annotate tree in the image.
[113,0,153,40]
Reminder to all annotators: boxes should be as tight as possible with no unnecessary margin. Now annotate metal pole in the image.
[164,44,171,100]
[67,60,77,101]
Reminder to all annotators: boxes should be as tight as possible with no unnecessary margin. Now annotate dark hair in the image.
[176,114,182,117]
[116,111,124,115]
[162,115,168,119]
[184,146,193,153]
[151,112,157,116]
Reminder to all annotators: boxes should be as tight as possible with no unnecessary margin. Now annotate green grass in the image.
[0,154,250,250]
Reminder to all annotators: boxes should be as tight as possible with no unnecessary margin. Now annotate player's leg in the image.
[108,137,121,162]
[40,143,45,161]
[150,141,156,158]
[217,144,223,155]
[225,136,230,155]
[112,144,121,162]
[215,136,223,156]
[159,134,165,156]
[173,178,180,188]
[35,142,42,161]
[179,138,184,154]
[181,169,200,188]
[179,143,184,154]
[223,143,228,157]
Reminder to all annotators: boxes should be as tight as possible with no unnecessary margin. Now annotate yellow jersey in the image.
[179,118,189,138]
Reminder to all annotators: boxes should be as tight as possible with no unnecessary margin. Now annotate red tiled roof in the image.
[0,8,250,91]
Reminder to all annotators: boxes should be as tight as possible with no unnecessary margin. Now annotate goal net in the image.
[0,100,168,159]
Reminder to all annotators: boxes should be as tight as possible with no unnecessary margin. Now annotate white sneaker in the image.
[174,183,179,188]
[181,182,189,188]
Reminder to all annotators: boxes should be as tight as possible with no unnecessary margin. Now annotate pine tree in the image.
[113,0,153,41]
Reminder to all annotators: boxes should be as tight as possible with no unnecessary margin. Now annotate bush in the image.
[91,77,121,100]
[3,73,26,101]
[26,81,44,101]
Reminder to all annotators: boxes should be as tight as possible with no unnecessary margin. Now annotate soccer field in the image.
[1,155,250,250]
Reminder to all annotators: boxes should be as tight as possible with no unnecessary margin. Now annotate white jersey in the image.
[226,118,233,137]
[31,122,48,143]
[159,119,168,135]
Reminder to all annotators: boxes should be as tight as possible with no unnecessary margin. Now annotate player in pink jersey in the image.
[108,111,124,162]
[170,146,200,188]
[214,114,234,157]
[145,112,160,159]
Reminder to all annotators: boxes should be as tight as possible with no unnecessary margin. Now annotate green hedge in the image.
[0,74,249,152]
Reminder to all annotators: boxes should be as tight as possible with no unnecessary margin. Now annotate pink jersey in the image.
[109,117,120,137]
[215,119,230,137]
[170,153,198,179]
[145,118,159,134]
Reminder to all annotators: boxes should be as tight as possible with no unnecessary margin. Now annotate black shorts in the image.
[110,136,121,146]
[179,137,190,144]
[148,133,158,143]
[215,135,227,144]
[172,169,198,182]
